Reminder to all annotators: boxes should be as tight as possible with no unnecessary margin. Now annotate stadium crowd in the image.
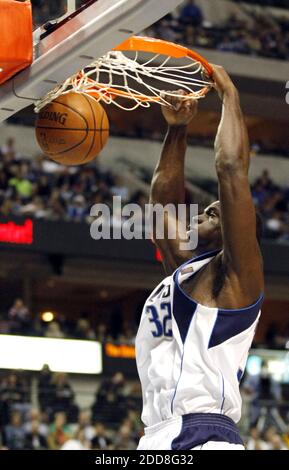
[0,367,288,450]
[0,137,288,240]
[0,137,145,223]
[32,0,289,61]
[1,294,289,350]
[146,0,289,62]
[0,297,137,344]
[0,370,142,450]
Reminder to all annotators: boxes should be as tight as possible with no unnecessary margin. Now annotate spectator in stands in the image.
[244,32,262,56]
[77,410,95,442]
[74,318,96,340]
[0,372,30,421]
[8,298,31,334]
[2,410,26,450]
[282,425,289,449]
[217,35,237,53]
[154,18,180,43]
[145,0,289,62]
[95,323,108,343]
[255,169,276,193]
[123,381,142,412]
[47,412,72,450]
[24,419,48,450]
[275,321,289,349]
[129,190,148,211]
[67,194,87,221]
[0,170,9,194]
[1,137,20,161]
[8,166,33,200]
[111,176,130,202]
[24,407,48,438]
[38,364,54,415]
[105,372,125,398]
[265,322,286,349]
[125,408,143,438]
[119,324,136,345]
[268,433,288,450]
[57,182,73,203]
[182,24,197,47]
[92,373,127,424]
[60,427,91,450]
[246,426,270,450]
[50,373,79,422]
[47,190,66,220]
[37,175,51,199]
[265,210,289,240]
[242,360,282,428]
[262,426,288,450]
[44,321,65,339]
[0,377,10,426]
[20,196,48,219]
[91,422,112,450]
[114,422,136,450]
[180,0,203,27]
[0,198,14,218]
[252,181,268,207]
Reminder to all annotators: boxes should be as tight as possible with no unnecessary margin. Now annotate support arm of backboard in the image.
[0,0,184,123]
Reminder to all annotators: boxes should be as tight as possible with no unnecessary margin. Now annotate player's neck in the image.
[195,243,222,256]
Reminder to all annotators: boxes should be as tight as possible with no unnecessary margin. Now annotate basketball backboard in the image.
[0,0,185,123]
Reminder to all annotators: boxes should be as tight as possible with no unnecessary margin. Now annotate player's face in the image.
[188,201,222,248]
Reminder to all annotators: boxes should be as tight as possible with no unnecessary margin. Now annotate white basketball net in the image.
[35,50,212,112]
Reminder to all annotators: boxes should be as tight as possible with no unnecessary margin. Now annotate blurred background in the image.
[0,0,288,451]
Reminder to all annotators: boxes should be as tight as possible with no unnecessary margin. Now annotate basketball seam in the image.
[82,94,97,163]
[52,99,89,128]
[36,95,91,156]
[36,127,109,131]
[100,106,104,149]
[38,132,88,156]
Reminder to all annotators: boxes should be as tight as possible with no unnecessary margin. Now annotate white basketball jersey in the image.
[136,249,263,428]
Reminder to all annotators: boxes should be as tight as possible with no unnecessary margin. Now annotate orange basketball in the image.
[35,92,109,165]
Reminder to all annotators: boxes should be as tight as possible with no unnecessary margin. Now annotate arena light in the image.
[41,311,55,322]
[0,335,102,374]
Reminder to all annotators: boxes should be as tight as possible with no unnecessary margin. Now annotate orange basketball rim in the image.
[83,36,213,103]
[35,36,214,113]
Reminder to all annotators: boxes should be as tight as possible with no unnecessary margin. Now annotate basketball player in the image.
[136,65,264,450]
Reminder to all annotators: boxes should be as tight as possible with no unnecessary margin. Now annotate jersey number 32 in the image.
[146,302,172,338]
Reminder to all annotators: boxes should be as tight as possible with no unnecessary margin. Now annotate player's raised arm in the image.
[150,92,198,274]
[212,65,264,300]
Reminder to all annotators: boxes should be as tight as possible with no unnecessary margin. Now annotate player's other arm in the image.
[213,65,264,301]
[150,93,198,274]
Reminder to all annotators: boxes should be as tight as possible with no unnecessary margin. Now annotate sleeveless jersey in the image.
[136,249,263,427]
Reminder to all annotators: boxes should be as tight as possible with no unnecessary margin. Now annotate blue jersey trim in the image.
[173,280,198,343]
[170,346,185,415]
[208,293,264,348]
[173,249,221,309]
[220,372,225,414]
[174,248,263,316]
[237,368,243,382]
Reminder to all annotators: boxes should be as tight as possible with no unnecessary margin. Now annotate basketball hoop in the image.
[35,36,213,112]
